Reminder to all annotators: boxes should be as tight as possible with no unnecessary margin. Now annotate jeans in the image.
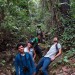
[36,57,51,75]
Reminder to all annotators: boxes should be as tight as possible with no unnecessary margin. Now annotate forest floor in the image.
[49,57,75,75]
[0,44,75,75]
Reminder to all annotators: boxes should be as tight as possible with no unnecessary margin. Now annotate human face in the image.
[38,35,41,39]
[18,45,24,54]
[53,37,58,43]
[27,43,32,48]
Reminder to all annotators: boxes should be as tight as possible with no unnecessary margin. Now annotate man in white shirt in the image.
[36,37,62,75]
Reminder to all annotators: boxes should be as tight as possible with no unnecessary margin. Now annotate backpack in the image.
[30,38,38,47]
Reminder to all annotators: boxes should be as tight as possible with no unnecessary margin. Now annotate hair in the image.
[54,36,59,40]
[16,42,25,50]
[28,41,34,46]
[53,37,58,42]
[37,34,41,36]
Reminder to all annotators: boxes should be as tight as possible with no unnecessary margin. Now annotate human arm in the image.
[33,49,36,60]
[51,48,62,61]
[14,55,20,75]
[29,54,36,75]
[55,48,62,58]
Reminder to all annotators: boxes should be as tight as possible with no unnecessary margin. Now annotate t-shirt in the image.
[32,37,38,43]
[30,37,39,47]
[24,47,34,58]
[44,43,61,59]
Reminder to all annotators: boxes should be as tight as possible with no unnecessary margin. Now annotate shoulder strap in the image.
[56,43,59,52]
[19,54,23,67]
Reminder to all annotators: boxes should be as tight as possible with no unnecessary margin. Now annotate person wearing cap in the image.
[36,25,42,36]
[31,34,42,58]
[36,37,62,75]
[24,41,36,61]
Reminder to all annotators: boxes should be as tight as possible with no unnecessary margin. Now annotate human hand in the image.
[33,72,36,75]
[51,57,55,61]
[38,43,41,45]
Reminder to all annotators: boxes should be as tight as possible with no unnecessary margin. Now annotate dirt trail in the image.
[0,48,75,75]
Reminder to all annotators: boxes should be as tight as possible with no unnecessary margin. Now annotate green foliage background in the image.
[0,0,75,51]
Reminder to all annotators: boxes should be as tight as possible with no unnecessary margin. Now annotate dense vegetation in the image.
[0,0,75,52]
[0,0,75,75]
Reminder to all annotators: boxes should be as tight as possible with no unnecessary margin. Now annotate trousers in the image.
[36,57,51,75]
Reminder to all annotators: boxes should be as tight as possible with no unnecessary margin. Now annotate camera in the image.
[23,66,29,73]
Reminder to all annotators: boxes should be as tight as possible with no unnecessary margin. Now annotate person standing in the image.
[31,34,42,58]
[14,42,36,75]
[36,26,42,37]
[24,41,36,61]
[36,37,62,75]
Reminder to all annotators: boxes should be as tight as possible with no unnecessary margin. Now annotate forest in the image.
[0,0,75,75]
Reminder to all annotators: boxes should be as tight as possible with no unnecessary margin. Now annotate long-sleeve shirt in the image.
[14,52,36,75]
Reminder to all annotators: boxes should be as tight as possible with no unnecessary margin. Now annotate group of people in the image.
[14,36,62,75]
